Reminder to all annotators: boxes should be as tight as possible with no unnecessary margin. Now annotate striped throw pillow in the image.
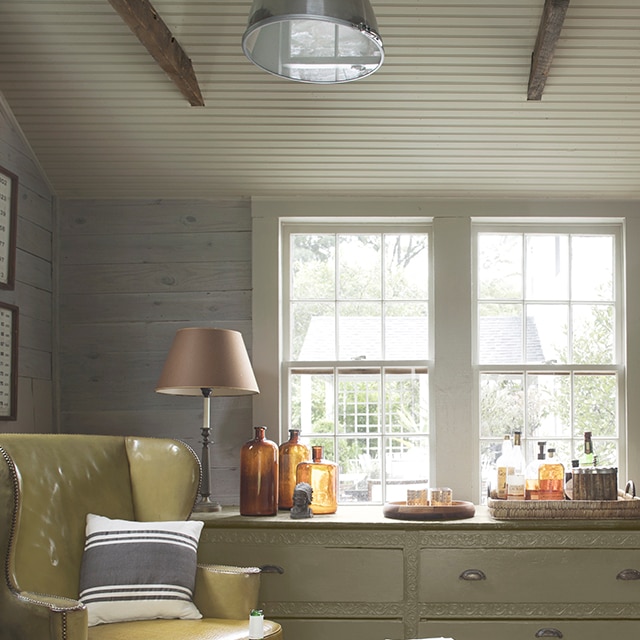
[79,514,204,626]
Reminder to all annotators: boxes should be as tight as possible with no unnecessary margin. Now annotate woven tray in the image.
[488,493,640,520]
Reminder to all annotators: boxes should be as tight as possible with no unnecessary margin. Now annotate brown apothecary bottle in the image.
[240,426,278,516]
[278,429,311,510]
[296,445,338,514]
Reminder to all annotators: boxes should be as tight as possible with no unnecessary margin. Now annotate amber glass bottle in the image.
[278,429,310,510]
[240,426,278,516]
[538,447,565,500]
[296,445,338,514]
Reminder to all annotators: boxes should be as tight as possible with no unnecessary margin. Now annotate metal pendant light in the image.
[242,0,384,84]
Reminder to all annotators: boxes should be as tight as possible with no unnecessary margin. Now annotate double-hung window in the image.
[475,222,624,497]
[282,222,431,504]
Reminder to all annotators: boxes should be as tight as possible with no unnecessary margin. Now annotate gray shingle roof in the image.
[297,315,545,363]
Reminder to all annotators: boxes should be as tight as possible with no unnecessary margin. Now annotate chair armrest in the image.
[1,591,88,640]
[193,564,261,620]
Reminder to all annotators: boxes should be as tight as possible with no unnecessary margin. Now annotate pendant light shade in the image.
[242,0,384,84]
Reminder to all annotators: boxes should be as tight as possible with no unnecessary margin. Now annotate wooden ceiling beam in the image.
[107,0,204,106]
[527,0,570,101]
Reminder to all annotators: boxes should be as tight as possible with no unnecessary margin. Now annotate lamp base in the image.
[193,496,222,513]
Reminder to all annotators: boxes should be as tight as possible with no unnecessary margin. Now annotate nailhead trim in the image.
[1,447,84,640]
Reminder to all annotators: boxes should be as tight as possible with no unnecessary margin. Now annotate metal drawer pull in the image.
[616,568,640,581]
[260,564,285,574]
[535,628,563,638]
[459,569,486,581]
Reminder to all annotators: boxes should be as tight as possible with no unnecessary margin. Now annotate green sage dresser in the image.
[196,506,640,640]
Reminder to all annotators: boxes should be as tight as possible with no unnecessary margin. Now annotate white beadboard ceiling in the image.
[1,0,640,200]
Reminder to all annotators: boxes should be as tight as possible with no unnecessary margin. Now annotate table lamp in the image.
[156,327,259,512]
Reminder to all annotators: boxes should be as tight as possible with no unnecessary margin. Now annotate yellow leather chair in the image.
[0,433,283,640]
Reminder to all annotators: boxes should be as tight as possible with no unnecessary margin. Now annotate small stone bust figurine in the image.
[290,482,313,519]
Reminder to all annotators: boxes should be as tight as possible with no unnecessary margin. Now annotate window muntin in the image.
[285,226,430,504]
[290,232,429,362]
[476,225,623,490]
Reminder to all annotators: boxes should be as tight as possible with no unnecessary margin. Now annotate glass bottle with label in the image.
[580,431,595,467]
[494,434,513,499]
[506,430,526,500]
[278,429,310,510]
[538,447,565,500]
[564,459,579,499]
[296,445,338,514]
[525,441,546,500]
[240,426,279,516]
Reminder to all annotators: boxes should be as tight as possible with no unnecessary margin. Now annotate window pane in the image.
[526,373,571,439]
[385,302,429,359]
[478,303,523,364]
[385,233,429,300]
[291,233,335,300]
[337,436,380,503]
[338,234,382,299]
[384,436,429,502]
[525,234,569,301]
[337,371,381,435]
[573,373,617,438]
[571,235,614,301]
[572,304,615,364]
[526,304,569,364]
[289,371,334,434]
[479,373,524,437]
[338,301,382,360]
[478,233,522,300]
[292,302,335,360]
[385,370,429,434]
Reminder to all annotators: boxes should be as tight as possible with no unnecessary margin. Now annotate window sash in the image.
[282,221,431,504]
[473,221,625,499]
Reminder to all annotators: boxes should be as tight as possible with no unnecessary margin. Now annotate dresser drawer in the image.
[419,619,640,640]
[201,539,404,603]
[419,548,640,603]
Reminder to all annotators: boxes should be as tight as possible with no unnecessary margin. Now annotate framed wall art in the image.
[0,302,18,420]
[0,165,18,290]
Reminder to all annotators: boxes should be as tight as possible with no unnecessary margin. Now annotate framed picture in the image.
[0,302,18,420]
[0,165,18,289]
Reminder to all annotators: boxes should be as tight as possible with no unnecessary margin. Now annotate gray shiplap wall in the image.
[58,198,254,505]
[0,97,54,433]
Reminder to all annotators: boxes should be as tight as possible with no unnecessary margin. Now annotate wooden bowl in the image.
[383,500,476,521]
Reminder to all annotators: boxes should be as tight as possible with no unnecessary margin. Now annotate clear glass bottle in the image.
[296,445,338,514]
[278,429,310,510]
[538,447,565,500]
[525,441,546,500]
[494,434,513,499]
[579,431,595,467]
[564,459,579,499]
[506,430,526,500]
[240,426,279,516]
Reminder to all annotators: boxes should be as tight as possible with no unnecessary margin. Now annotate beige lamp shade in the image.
[155,328,259,397]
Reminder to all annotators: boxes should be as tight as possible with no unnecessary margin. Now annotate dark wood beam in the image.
[108,0,204,106]
[527,0,570,101]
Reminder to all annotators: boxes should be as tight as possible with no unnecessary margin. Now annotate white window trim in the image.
[252,199,640,503]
